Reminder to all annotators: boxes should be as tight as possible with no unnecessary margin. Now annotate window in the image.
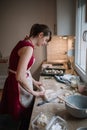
[75,0,87,81]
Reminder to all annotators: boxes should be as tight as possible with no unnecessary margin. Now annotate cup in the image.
[78,81,86,93]
[70,77,78,88]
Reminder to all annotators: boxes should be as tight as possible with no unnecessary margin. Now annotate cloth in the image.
[0,40,35,120]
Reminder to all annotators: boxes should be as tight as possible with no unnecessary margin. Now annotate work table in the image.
[28,76,87,130]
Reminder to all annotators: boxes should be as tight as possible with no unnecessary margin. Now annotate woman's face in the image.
[37,33,50,46]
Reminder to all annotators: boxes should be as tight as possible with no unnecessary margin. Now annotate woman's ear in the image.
[39,32,44,38]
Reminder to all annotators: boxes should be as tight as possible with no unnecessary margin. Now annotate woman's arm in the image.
[16,46,45,97]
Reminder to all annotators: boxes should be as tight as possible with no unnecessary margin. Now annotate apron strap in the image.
[8,69,16,74]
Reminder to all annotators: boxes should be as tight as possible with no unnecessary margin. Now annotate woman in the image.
[0,23,52,129]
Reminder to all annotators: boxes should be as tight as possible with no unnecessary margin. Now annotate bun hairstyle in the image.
[29,23,52,42]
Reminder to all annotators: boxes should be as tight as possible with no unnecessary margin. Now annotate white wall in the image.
[0,0,56,79]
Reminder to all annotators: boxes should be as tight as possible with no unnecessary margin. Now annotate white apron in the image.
[18,70,34,108]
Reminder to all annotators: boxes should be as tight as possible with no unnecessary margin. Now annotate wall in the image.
[0,0,56,79]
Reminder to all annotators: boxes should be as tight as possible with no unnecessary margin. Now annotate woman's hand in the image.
[33,90,46,97]
[32,87,48,100]
[33,80,42,87]
[32,79,46,97]
[33,80,45,90]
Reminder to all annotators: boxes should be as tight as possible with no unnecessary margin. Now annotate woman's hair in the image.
[29,23,52,42]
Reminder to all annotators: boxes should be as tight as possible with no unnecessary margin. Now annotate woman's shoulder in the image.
[19,40,34,48]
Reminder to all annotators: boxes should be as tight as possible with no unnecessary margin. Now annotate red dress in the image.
[0,40,35,120]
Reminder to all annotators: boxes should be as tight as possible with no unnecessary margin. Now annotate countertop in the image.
[28,76,87,130]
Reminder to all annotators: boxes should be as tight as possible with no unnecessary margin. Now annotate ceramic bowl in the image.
[65,95,87,118]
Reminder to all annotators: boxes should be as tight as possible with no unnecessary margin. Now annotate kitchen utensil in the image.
[57,96,79,109]
[37,96,58,106]
[65,95,87,118]
[76,127,87,130]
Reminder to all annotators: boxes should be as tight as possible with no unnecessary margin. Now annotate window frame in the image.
[75,0,87,82]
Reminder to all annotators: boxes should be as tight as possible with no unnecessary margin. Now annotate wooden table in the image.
[28,76,87,130]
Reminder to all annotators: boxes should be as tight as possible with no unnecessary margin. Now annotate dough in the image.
[41,89,57,101]
[37,113,48,127]
[45,89,57,99]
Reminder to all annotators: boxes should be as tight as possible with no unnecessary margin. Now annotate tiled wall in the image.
[47,35,75,62]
